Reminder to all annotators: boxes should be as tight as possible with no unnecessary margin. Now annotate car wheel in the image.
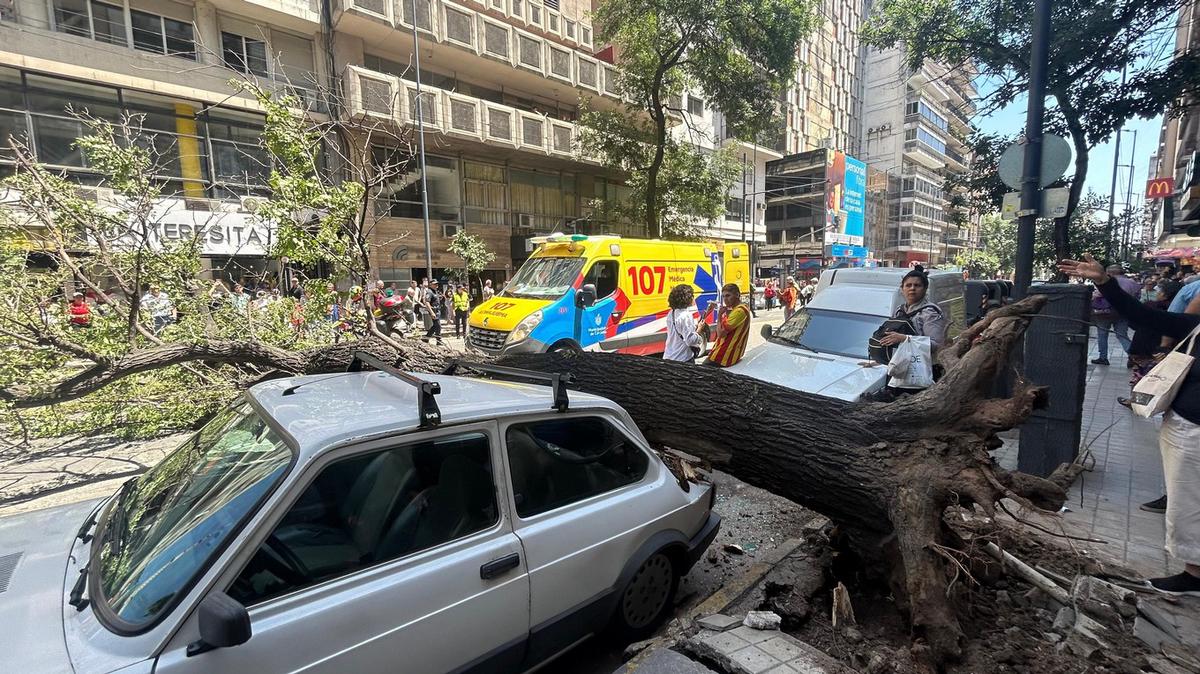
[612,552,679,640]
[549,340,580,354]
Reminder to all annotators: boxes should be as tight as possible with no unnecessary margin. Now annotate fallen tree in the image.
[497,295,1066,665]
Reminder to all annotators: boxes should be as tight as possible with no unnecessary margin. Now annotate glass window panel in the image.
[131,10,165,54]
[408,90,436,124]
[450,99,477,133]
[550,48,570,78]
[444,8,472,44]
[32,115,88,166]
[0,110,29,160]
[577,60,597,87]
[244,37,269,77]
[521,117,543,146]
[0,68,23,110]
[53,0,91,37]
[90,0,128,45]
[565,19,575,39]
[164,18,196,59]
[212,139,270,185]
[518,35,541,68]
[487,108,511,140]
[26,77,120,120]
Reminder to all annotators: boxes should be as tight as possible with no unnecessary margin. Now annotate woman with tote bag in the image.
[1059,254,1200,596]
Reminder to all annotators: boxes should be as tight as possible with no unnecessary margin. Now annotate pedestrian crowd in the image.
[1060,257,1200,597]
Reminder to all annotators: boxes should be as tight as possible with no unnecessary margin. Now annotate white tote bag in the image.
[1131,324,1200,418]
[888,336,934,390]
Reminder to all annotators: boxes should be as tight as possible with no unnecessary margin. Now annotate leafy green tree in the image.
[954,248,1002,278]
[581,0,816,237]
[976,192,1113,277]
[864,0,1200,261]
[0,84,447,438]
[447,230,496,292]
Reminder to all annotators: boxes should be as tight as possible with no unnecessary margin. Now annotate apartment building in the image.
[0,0,327,282]
[1146,0,1200,252]
[860,48,978,267]
[775,0,864,157]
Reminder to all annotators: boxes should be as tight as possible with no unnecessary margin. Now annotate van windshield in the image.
[504,256,585,299]
[772,308,884,359]
[92,403,291,630]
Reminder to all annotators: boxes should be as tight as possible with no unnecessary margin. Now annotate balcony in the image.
[335,0,616,107]
[944,149,968,171]
[903,139,946,170]
[345,65,586,162]
[944,236,970,248]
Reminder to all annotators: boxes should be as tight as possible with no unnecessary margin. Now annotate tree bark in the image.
[1,337,456,409]
[496,296,1064,664]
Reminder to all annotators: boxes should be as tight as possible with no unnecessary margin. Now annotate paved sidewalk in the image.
[995,329,1179,579]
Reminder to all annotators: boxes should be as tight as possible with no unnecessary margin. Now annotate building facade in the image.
[1,0,878,284]
[859,47,977,267]
[1146,0,1200,254]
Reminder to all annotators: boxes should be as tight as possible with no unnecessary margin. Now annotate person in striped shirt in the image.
[705,283,752,367]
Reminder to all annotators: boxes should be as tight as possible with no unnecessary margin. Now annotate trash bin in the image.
[1018,283,1092,477]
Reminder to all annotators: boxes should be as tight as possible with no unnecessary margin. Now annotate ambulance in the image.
[467,235,750,355]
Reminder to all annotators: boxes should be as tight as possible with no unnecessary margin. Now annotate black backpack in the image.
[868,315,917,365]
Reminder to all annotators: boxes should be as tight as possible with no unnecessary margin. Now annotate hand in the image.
[1057,253,1109,284]
[878,332,908,346]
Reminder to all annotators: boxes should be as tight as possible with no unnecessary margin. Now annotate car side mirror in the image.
[576,283,597,308]
[187,592,252,657]
[760,324,774,339]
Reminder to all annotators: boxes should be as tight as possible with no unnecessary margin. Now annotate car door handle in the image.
[480,553,520,580]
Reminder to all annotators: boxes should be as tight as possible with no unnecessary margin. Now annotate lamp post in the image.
[410,0,434,283]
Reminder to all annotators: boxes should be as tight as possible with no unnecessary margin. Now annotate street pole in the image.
[1014,0,1053,299]
[1104,69,1128,264]
[740,152,748,242]
[411,3,434,283]
[1122,130,1138,260]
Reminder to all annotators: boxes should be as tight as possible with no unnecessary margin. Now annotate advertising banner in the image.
[826,150,866,247]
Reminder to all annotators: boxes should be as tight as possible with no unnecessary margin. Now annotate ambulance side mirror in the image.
[576,284,597,308]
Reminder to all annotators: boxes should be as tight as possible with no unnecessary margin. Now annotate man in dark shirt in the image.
[423,279,445,346]
[1060,254,1200,596]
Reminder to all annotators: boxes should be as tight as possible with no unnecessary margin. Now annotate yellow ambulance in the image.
[467,235,750,355]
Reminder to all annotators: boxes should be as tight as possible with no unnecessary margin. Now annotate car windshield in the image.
[93,402,291,629]
[772,308,885,360]
[504,256,585,299]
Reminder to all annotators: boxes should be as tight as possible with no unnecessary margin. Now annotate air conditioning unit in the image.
[518,213,536,229]
[442,223,462,237]
[240,195,269,213]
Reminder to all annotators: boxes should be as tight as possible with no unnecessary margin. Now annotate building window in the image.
[53,0,127,45]
[222,32,269,78]
[131,10,196,59]
[687,95,704,116]
[564,19,576,40]
[374,148,461,222]
[580,25,591,46]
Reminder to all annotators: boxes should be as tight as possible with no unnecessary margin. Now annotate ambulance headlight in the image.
[507,310,543,344]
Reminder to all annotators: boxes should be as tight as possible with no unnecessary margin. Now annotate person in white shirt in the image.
[141,284,175,334]
[482,279,495,302]
[663,284,704,362]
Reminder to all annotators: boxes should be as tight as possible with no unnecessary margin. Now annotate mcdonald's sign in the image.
[1146,177,1176,199]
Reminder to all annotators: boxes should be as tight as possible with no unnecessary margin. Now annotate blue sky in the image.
[976,97,1162,216]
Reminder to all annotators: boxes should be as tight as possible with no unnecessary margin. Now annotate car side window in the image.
[505,417,649,518]
[229,432,498,606]
[585,260,619,298]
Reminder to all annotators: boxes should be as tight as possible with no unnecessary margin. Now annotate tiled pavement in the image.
[994,329,1180,579]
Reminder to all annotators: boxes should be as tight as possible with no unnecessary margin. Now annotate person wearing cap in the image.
[423,278,445,345]
[67,292,91,328]
[141,284,175,334]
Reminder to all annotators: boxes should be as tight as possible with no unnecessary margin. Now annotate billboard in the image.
[826,150,866,247]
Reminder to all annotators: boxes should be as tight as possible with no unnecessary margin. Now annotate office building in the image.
[860,47,978,267]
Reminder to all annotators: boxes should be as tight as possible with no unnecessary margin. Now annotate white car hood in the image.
[0,498,105,674]
[728,342,886,401]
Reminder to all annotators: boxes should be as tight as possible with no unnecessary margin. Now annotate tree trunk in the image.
[497,296,1065,665]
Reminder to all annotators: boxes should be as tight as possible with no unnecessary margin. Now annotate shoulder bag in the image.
[1131,323,1200,418]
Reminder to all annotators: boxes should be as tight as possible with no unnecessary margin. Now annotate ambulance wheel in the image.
[549,340,581,354]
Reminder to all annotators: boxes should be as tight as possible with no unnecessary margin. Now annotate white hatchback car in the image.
[0,355,719,674]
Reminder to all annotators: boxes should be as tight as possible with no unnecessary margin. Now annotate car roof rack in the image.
[348,351,441,428]
[442,360,573,412]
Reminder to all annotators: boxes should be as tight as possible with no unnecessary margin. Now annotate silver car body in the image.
[729,268,965,400]
[0,371,718,674]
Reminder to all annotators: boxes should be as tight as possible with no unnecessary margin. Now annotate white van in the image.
[727,268,965,401]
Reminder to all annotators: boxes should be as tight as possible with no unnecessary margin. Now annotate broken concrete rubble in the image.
[742,611,781,631]
[680,627,855,674]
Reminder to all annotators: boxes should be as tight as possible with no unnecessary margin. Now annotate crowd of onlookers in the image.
[758,276,818,318]
[44,272,500,347]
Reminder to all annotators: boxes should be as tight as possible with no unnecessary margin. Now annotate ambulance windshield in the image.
[505,257,586,299]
